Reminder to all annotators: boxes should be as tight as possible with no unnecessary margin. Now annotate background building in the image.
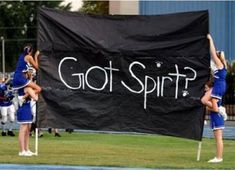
[110,1,235,62]
[110,1,235,120]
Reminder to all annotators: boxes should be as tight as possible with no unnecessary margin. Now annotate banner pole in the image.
[1,36,5,75]
[197,141,202,161]
[35,128,38,156]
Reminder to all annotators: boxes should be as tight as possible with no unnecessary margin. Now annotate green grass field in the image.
[0,131,235,169]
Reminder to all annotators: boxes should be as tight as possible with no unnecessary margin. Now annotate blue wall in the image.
[140,1,235,62]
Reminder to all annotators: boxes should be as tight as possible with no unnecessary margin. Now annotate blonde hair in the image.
[217,51,227,69]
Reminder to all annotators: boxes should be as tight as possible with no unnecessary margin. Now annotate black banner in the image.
[37,8,209,140]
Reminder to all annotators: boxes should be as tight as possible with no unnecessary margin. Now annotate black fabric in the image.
[37,7,209,141]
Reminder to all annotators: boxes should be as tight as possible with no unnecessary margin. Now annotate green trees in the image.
[0,1,71,71]
[80,1,109,14]
[0,0,109,71]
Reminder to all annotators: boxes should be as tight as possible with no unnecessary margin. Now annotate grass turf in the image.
[0,131,235,169]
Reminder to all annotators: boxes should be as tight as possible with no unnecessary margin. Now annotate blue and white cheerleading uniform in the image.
[210,100,224,130]
[12,53,30,89]
[0,84,15,123]
[210,66,227,130]
[211,67,227,100]
[17,88,33,124]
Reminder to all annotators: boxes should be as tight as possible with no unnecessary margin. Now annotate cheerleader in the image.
[201,34,227,163]
[0,75,16,136]
[201,34,227,119]
[12,44,41,104]
[17,88,35,156]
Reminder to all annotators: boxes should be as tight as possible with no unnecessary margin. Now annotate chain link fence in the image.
[224,73,235,121]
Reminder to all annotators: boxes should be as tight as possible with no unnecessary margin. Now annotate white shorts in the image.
[0,104,15,122]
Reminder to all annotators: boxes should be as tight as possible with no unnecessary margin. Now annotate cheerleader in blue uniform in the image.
[201,35,227,119]
[0,76,16,136]
[17,88,35,156]
[201,34,227,163]
[13,44,41,103]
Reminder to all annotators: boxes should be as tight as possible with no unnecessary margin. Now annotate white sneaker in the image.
[18,151,24,156]
[218,106,228,121]
[26,150,36,156]
[18,150,33,156]
[208,157,223,163]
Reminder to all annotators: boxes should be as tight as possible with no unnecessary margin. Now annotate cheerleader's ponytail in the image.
[23,44,33,55]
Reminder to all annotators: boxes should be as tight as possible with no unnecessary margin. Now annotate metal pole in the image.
[1,36,5,75]
[197,141,202,161]
[35,128,38,156]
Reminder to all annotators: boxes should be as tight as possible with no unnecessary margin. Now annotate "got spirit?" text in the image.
[58,57,197,109]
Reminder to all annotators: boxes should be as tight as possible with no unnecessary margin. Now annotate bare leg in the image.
[207,98,219,112]
[54,128,61,137]
[214,129,223,159]
[24,87,38,101]
[19,124,28,152]
[27,81,41,94]
[22,81,41,101]
[54,128,59,133]
[24,124,31,151]
[201,88,213,108]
